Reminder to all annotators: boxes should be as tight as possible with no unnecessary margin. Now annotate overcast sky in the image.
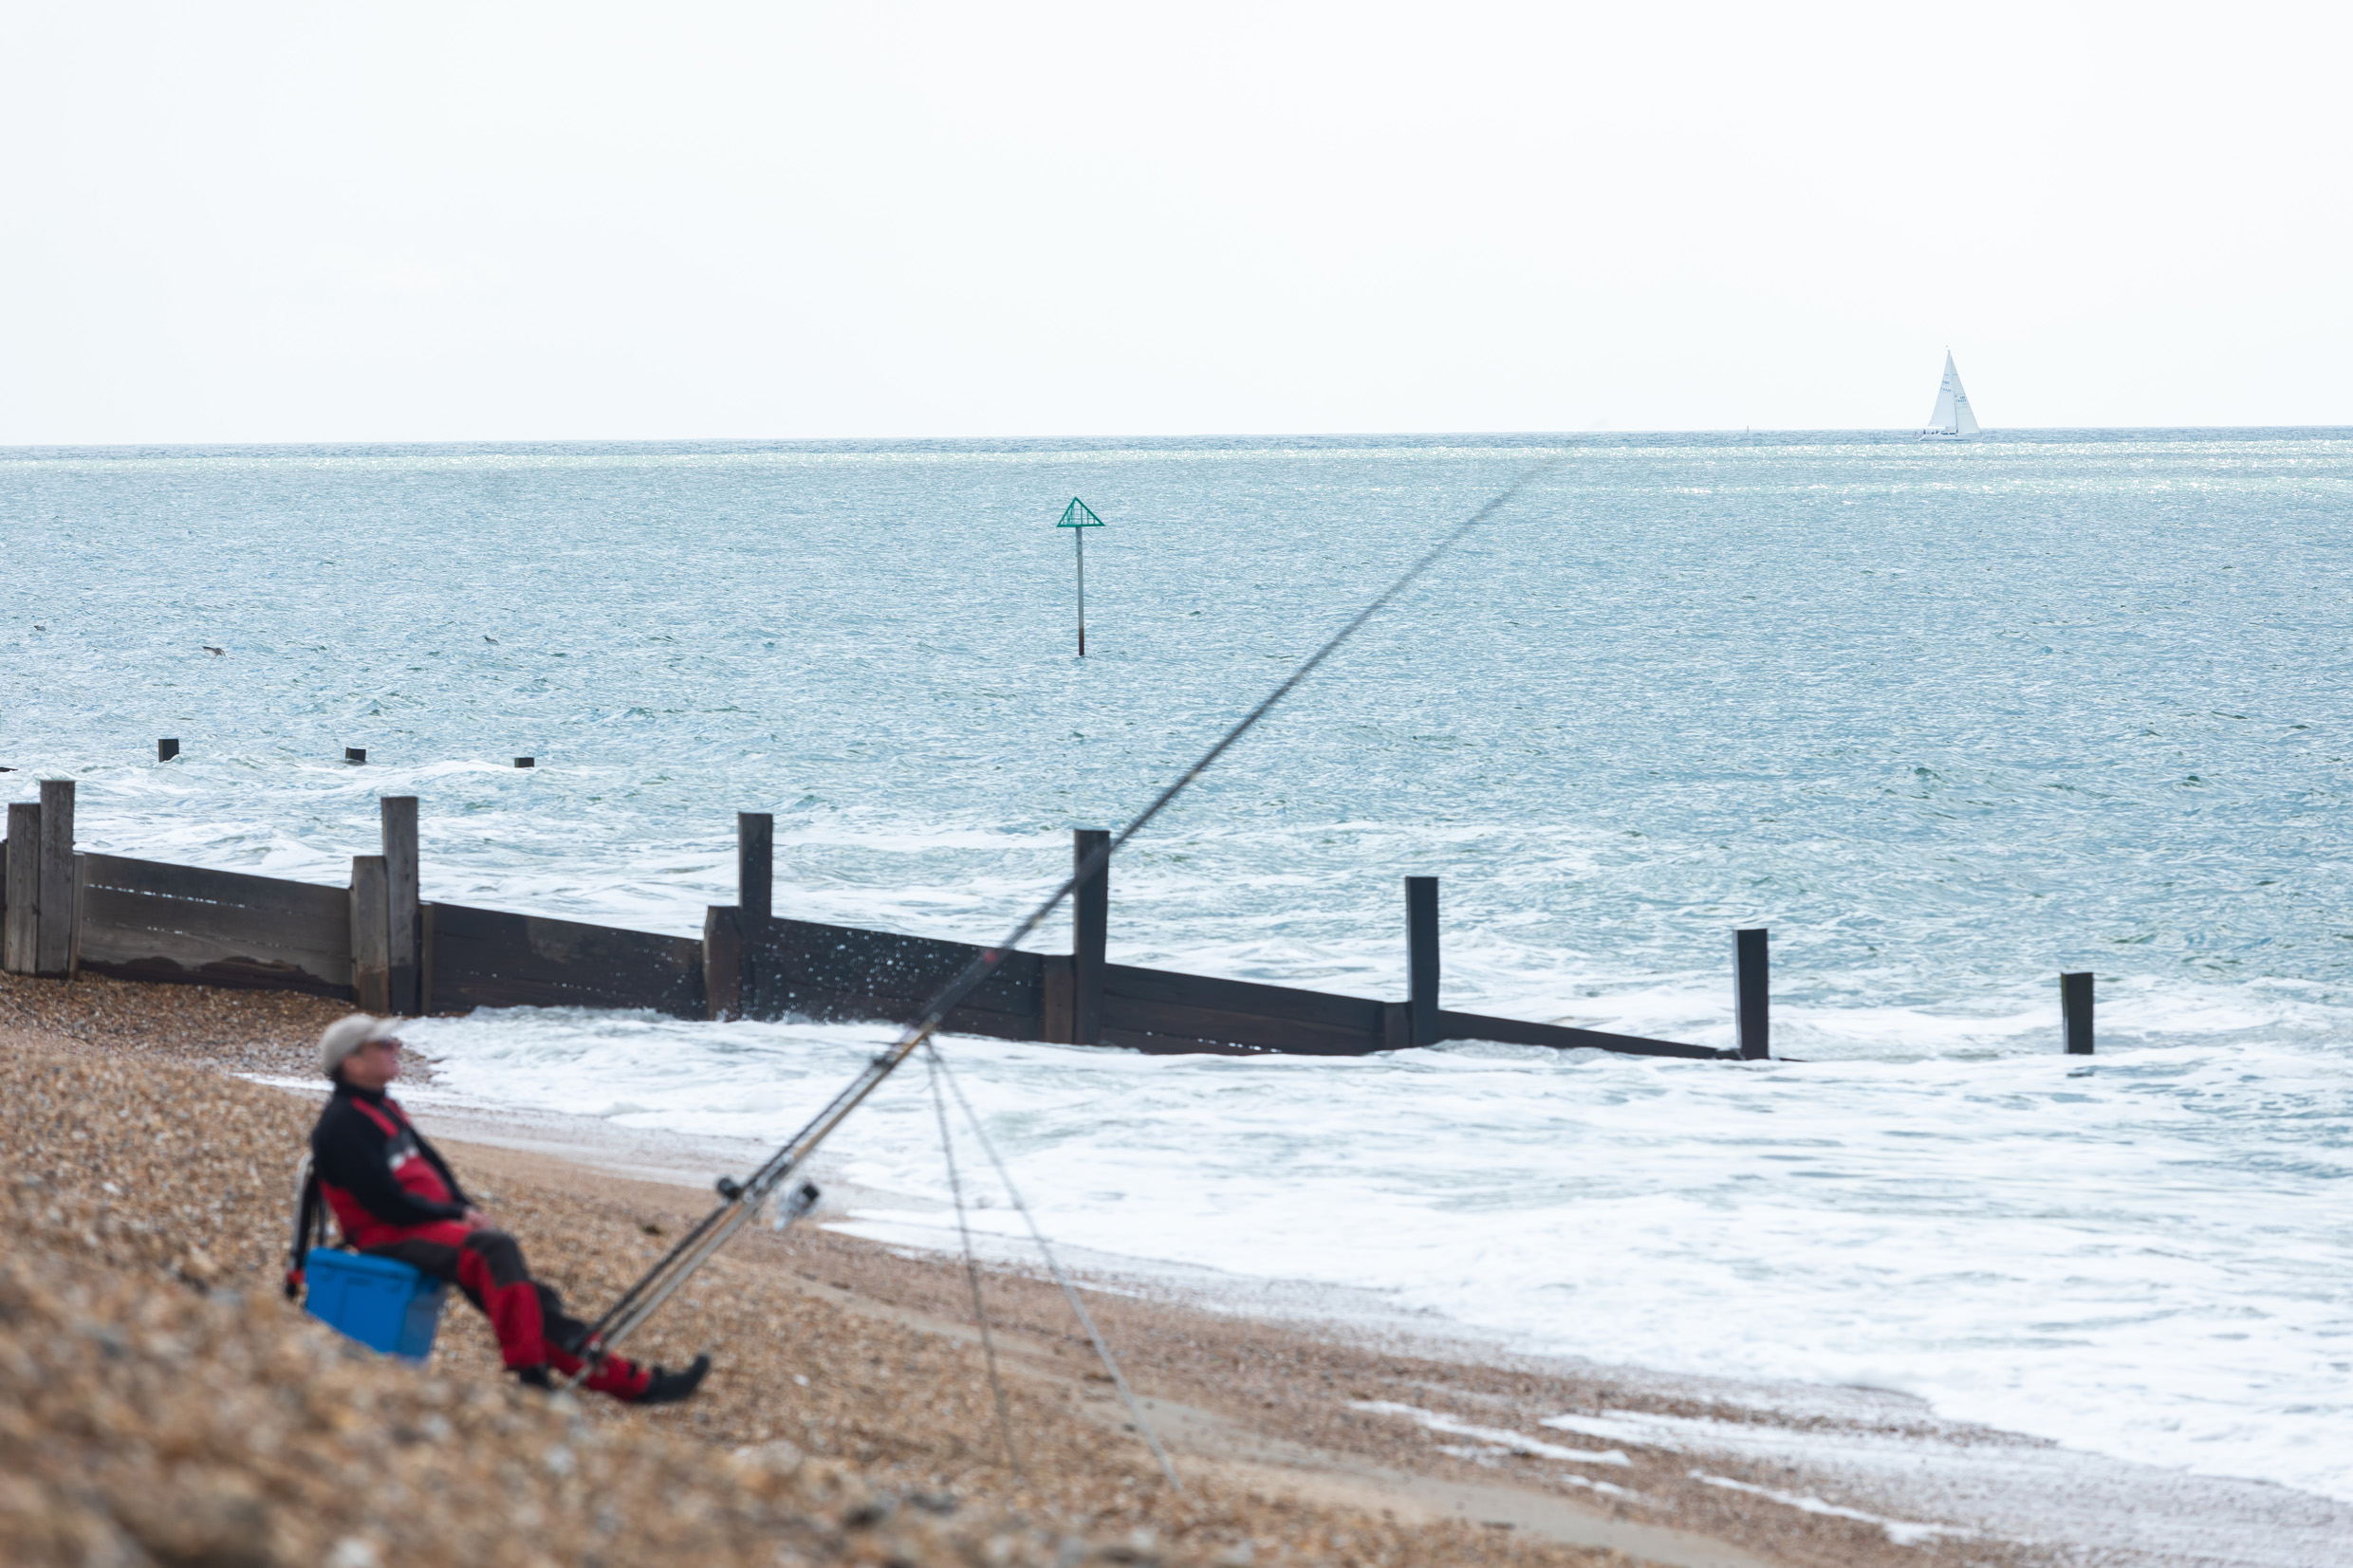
[4,2,2346,442]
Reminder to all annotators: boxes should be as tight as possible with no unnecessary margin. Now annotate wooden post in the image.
[2062,971,2094,1055]
[1735,928,1769,1061]
[350,855,391,1013]
[704,906,744,1022]
[157,738,180,762]
[36,780,74,978]
[738,813,773,924]
[735,812,773,1017]
[418,902,435,1016]
[1406,876,1440,1047]
[380,797,419,1016]
[1040,954,1075,1042]
[1073,829,1108,1045]
[68,854,86,977]
[2,803,36,974]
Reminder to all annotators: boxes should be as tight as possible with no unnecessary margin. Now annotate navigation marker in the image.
[1055,497,1104,656]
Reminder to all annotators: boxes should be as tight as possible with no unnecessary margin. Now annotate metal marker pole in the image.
[1057,497,1103,659]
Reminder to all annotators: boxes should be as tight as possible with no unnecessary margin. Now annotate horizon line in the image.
[6,422,2351,454]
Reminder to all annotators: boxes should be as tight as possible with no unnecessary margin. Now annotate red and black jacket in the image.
[309,1082,472,1250]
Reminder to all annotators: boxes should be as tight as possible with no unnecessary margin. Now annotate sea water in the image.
[4,431,2350,1501]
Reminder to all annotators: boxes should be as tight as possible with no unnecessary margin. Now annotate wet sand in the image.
[8,970,2346,1566]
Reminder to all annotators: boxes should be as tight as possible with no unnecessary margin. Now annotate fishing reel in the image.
[770,1181,822,1231]
[714,1174,821,1232]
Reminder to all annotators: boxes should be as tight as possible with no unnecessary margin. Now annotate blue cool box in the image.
[303,1247,447,1361]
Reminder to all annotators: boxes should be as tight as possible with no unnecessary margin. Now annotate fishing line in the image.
[926,1039,1180,1491]
[569,459,1558,1414]
[927,1045,1022,1476]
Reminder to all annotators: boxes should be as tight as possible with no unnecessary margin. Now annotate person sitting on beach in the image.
[308,1014,710,1404]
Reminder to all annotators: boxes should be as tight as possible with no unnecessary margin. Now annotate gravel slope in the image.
[2,976,1646,1568]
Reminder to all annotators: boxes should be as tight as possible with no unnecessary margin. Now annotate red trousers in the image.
[369,1225,650,1400]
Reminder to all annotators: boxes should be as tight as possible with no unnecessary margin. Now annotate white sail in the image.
[1927,368,1957,432]
[1950,355,1980,435]
[1926,350,1980,435]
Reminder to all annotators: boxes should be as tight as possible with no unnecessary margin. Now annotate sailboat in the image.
[1919,350,1981,438]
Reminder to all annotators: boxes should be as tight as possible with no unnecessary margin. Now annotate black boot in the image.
[514,1364,553,1389]
[637,1354,712,1406]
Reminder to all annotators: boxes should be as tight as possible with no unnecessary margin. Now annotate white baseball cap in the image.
[318,1014,398,1079]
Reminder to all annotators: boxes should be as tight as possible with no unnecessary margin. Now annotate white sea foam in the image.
[392,1005,2353,1505]
[1685,1473,1963,1548]
[1348,1402,1632,1465]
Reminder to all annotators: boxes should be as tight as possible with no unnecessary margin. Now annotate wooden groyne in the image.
[2,780,1759,1059]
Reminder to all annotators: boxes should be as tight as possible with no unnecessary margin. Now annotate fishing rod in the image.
[568,459,1559,1394]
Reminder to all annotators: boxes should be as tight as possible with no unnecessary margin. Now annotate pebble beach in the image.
[18,971,2351,1567]
[0,971,1672,1568]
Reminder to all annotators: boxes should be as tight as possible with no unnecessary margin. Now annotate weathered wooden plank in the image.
[747,917,1045,1029]
[75,922,354,995]
[69,854,86,976]
[1040,954,1074,1043]
[75,853,353,997]
[1436,1009,1730,1060]
[418,901,437,1015]
[1406,876,1439,1047]
[2,807,35,974]
[428,902,706,1018]
[1102,1021,1375,1057]
[704,905,744,1022]
[81,856,351,933]
[76,855,343,920]
[351,857,390,1013]
[1100,963,1384,1054]
[36,780,74,976]
[1101,963,1386,1033]
[2062,970,2094,1056]
[1073,828,1107,1045]
[755,979,1044,1038]
[381,797,419,1016]
[1100,989,1381,1055]
[1735,927,1769,1060]
[771,985,1041,1041]
[81,876,348,958]
[738,815,772,924]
